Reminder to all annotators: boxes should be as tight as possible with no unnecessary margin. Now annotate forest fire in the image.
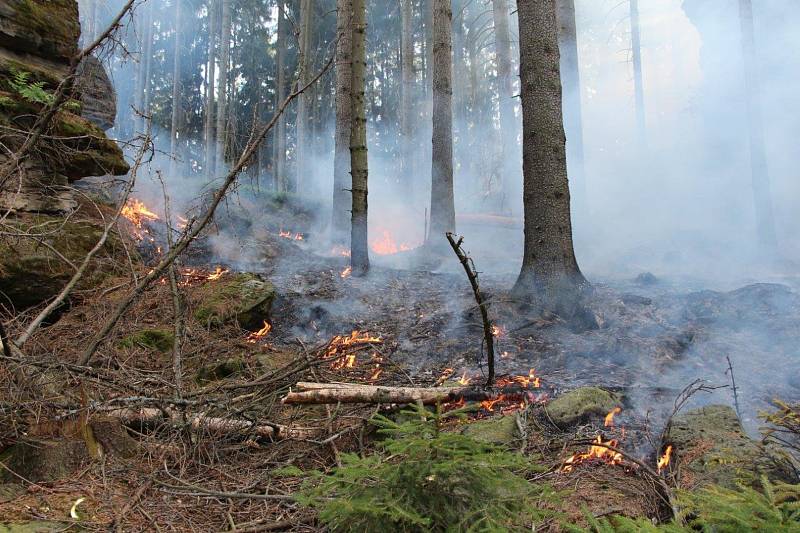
[604,406,622,427]
[246,321,272,343]
[562,436,624,473]
[657,445,673,473]
[206,266,229,281]
[121,198,159,242]
[369,229,417,255]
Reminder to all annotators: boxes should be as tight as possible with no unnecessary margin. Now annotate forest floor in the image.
[1,198,798,531]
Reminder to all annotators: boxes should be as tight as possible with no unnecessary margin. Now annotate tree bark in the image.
[273,1,287,192]
[215,0,231,174]
[514,0,587,315]
[491,0,517,205]
[400,0,415,196]
[282,382,534,405]
[332,0,353,244]
[169,0,182,178]
[204,0,217,178]
[136,4,154,135]
[738,0,777,249]
[295,0,313,192]
[556,0,587,203]
[428,0,455,245]
[629,0,646,147]
[349,0,369,274]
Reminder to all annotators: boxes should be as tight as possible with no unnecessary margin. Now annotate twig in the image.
[112,478,153,532]
[725,355,742,421]
[0,319,11,360]
[445,232,495,387]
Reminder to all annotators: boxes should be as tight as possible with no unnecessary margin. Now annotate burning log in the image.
[281,381,540,406]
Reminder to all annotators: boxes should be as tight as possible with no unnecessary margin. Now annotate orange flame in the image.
[331,245,351,258]
[279,229,304,241]
[327,330,382,370]
[457,371,471,385]
[207,266,230,281]
[562,436,624,473]
[340,266,352,279]
[604,407,622,428]
[491,324,506,338]
[121,198,159,228]
[370,229,416,255]
[657,445,673,474]
[246,321,272,343]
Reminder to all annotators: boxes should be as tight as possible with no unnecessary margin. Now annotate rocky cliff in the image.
[0,0,128,213]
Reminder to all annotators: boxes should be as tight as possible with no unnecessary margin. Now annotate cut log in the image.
[282,381,538,405]
[109,407,322,440]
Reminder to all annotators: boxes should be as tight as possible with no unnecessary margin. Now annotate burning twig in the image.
[445,233,496,387]
[657,445,673,474]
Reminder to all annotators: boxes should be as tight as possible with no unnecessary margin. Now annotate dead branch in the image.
[282,381,536,405]
[78,49,336,366]
[446,232,496,386]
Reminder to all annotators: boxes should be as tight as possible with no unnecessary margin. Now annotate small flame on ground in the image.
[657,445,673,473]
[340,266,352,279]
[457,371,471,385]
[331,354,357,370]
[491,324,506,338]
[327,330,382,371]
[279,229,304,241]
[122,198,159,227]
[246,321,272,343]
[370,229,416,255]
[562,435,624,473]
[207,266,230,281]
[331,245,351,257]
[604,407,622,428]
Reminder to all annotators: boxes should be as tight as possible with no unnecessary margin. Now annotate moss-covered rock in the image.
[119,328,175,353]
[195,358,245,383]
[544,387,621,428]
[0,521,74,533]
[0,213,127,309]
[462,415,519,446]
[667,405,795,489]
[193,273,275,329]
[0,0,80,62]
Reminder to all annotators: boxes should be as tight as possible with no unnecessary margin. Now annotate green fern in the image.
[298,404,560,532]
[8,68,55,105]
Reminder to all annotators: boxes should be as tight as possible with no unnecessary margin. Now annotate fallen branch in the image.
[282,381,538,405]
[446,233,496,386]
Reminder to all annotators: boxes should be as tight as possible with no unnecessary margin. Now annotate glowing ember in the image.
[562,435,624,473]
[604,407,622,428]
[657,445,673,473]
[207,266,230,281]
[340,266,352,279]
[246,321,272,343]
[370,229,415,255]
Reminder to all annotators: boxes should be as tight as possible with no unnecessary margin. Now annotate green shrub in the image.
[298,404,558,532]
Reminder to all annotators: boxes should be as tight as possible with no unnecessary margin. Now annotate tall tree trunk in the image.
[332,0,353,244]
[204,0,217,178]
[738,0,777,249]
[296,0,313,193]
[491,0,516,208]
[87,0,98,43]
[514,0,587,314]
[428,0,455,244]
[169,0,183,178]
[215,0,231,174]
[273,1,287,192]
[136,4,155,135]
[349,0,369,274]
[556,0,586,205]
[629,0,646,146]
[400,0,414,196]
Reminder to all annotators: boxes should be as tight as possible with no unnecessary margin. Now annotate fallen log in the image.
[282,381,540,405]
[109,407,322,440]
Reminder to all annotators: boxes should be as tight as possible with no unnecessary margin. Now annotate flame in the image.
[491,324,506,338]
[331,354,357,370]
[331,245,351,258]
[340,266,352,278]
[457,371,471,385]
[122,198,159,228]
[279,229,304,241]
[370,367,383,380]
[562,435,624,473]
[604,407,622,428]
[327,330,382,370]
[657,445,673,473]
[370,229,416,255]
[207,266,230,281]
[246,321,272,343]
[480,397,503,411]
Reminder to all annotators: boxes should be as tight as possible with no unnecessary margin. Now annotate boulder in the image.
[666,405,795,489]
[75,55,116,131]
[193,273,275,329]
[544,387,621,428]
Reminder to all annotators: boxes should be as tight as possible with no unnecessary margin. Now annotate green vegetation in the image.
[119,328,175,353]
[298,404,558,532]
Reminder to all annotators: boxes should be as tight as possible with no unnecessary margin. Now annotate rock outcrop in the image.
[0,0,127,214]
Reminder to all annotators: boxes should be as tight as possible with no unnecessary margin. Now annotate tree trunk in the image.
[428,0,455,245]
[295,0,313,193]
[282,382,535,405]
[738,0,777,249]
[629,0,646,146]
[169,0,182,178]
[491,0,517,206]
[514,0,587,315]
[215,0,231,174]
[204,0,217,178]
[332,0,353,244]
[400,0,415,196]
[137,4,154,135]
[273,1,287,192]
[556,0,587,204]
[349,0,369,274]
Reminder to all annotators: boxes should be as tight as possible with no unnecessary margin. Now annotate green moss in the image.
[462,415,519,446]
[195,358,245,383]
[544,387,621,428]
[119,329,175,353]
[193,273,275,329]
